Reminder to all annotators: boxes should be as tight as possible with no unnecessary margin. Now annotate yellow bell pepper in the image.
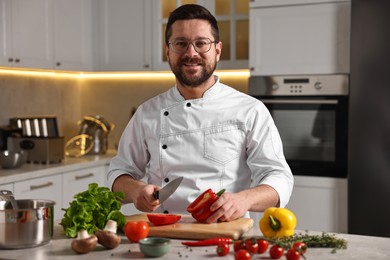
[259,207,297,238]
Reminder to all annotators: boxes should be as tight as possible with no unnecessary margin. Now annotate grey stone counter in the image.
[1,223,389,259]
[0,150,116,184]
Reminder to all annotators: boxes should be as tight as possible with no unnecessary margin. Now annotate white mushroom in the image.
[95,220,121,249]
[71,230,98,254]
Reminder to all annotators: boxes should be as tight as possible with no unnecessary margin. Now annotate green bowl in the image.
[139,237,171,257]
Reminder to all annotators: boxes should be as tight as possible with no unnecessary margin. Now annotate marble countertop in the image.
[1,223,390,260]
[0,150,116,184]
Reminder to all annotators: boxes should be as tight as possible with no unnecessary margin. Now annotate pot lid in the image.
[65,134,93,157]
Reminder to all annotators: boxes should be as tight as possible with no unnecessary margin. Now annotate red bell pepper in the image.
[146,213,181,226]
[187,188,225,222]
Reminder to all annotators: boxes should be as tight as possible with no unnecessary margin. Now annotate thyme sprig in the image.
[251,231,348,253]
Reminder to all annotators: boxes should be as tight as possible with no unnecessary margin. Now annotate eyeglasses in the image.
[168,38,216,54]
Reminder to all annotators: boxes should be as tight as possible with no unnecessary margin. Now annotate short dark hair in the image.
[165,4,220,45]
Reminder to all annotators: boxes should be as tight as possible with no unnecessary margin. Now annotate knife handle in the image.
[153,190,159,200]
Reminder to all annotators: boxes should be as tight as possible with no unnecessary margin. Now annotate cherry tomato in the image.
[235,249,251,260]
[244,239,258,254]
[292,241,307,254]
[234,240,246,252]
[269,244,284,259]
[286,248,301,260]
[146,213,181,226]
[256,239,269,254]
[124,221,149,242]
[216,242,230,256]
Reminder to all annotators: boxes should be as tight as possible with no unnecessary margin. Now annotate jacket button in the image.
[164,178,169,183]
[162,144,167,149]
[163,210,169,214]
[186,102,191,107]
[164,111,169,116]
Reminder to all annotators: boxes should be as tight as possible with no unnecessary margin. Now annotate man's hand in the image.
[206,192,250,223]
[132,184,161,212]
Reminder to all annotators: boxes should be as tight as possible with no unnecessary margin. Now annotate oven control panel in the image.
[249,75,349,96]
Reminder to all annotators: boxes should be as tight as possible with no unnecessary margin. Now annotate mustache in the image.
[180,57,204,65]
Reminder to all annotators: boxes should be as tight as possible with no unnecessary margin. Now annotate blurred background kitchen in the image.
[1,0,390,238]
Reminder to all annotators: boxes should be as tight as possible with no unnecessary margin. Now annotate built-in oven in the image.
[249,75,349,178]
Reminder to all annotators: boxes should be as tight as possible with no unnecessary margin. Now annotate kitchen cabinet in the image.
[0,0,96,71]
[0,183,14,192]
[249,0,351,76]
[250,176,348,233]
[62,165,106,210]
[96,0,152,71]
[14,173,63,220]
[152,0,249,71]
[289,176,348,233]
[0,0,53,69]
[53,0,95,71]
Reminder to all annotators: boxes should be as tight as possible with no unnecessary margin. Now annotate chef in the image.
[107,4,294,223]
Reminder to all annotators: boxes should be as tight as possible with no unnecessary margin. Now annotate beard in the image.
[169,56,217,87]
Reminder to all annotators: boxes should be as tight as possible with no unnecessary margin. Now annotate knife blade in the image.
[153,176,183,203]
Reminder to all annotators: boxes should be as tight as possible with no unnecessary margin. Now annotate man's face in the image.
[166,19,222,88]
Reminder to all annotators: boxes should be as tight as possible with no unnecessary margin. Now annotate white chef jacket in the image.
[107,76,294,215]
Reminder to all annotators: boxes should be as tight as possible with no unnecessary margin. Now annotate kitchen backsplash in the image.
[0,72,248,150]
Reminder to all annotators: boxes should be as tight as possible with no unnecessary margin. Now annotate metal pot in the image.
[0,196,55,249]
[77,115,114,155]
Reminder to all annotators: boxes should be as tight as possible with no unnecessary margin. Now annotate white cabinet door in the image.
[62,165,106,210]
[0,183,14,193]
[249,2,350,75]
[0,0,12,66]
[9,0,53,69]
[288,176,348,233]
[53,0,94,71]
[97,0,152,71]
[14,174,63,220]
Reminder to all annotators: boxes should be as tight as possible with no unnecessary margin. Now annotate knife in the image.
[153,176,183,203]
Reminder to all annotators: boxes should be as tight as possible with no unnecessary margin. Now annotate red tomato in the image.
[292,241,307,254]
[146,213,181,226]
[256,239,269,254]
[124,221,149,242]
[216,242,230,256]
[234,240,246,252]
[286,248,301,260]
[235,249,251,260]
[269,244,284,259]
[244,239,258,254]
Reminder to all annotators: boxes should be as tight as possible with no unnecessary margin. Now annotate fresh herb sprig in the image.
[60,183,126,238]
[253,231,347,253]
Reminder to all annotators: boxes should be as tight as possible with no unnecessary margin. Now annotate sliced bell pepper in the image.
[187,188,225,223]
[146,213,181,226]
[259,207,297,238]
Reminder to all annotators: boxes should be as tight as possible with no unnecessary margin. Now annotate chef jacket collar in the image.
[173,75,221,101]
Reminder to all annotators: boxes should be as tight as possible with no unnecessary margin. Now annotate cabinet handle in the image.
[8,58,14,62]
[56,62,61,66]
[15,58,20,63]
[75,173,94,180]
[30,182,53,190]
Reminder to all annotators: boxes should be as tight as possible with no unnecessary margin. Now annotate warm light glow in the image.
[0,68,249,80]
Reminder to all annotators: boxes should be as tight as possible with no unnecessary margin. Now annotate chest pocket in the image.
[204,124,245,165]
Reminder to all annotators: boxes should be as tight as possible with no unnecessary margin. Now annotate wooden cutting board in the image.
[125,214,254,240]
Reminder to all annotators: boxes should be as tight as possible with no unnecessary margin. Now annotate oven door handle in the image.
[261,99,339,105]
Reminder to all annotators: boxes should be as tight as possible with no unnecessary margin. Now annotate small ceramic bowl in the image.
[139,237,171,257]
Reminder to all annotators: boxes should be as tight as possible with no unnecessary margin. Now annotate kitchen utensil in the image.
[153,177,183,203]
[0,198,55,249]
[126,214,254,240]
[0,150,27,169]
[139,237,171,257]
[0,190,18,210]
[65,134,93,157]
[77,115,115,155]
